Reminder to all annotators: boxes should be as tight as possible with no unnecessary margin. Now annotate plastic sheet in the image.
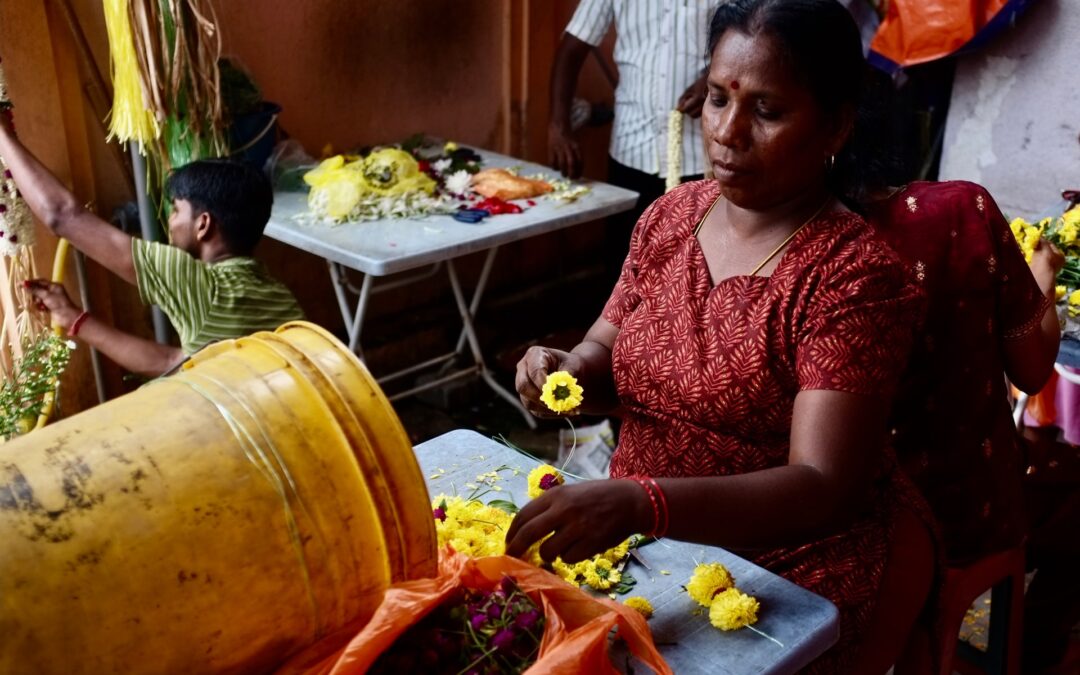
[869,0,1037,73]
[276,548,673,675]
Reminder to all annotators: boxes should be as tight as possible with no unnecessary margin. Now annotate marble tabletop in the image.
[414,430,840,674]
[264,149,639,276]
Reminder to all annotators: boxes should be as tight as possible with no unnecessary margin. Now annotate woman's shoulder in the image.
[875,180,997,220]
[635,179,721,242]
[795,209,912,285]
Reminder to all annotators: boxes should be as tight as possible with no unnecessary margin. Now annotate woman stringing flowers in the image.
[508,1,935,671]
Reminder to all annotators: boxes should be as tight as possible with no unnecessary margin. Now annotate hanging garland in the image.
[0,59,74,441]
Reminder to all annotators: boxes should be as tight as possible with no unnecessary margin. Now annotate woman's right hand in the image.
[1030,237,1066,295]
[515,346,585,418]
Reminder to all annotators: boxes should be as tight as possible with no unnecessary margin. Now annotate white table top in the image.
[265,148,639,276]
[414,430,840,675]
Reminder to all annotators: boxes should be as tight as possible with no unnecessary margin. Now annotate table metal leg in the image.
[452,246,499,358]
[447,258,537,429]
[327,260,373,360]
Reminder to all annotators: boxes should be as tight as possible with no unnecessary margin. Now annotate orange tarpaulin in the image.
[869,0,1037,72]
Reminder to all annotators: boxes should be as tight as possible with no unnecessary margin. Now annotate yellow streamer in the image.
[103,0,159,149]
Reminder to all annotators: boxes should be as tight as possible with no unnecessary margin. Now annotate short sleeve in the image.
[565,0,614,46]
[132,238,212,333]
[796,245,924,397]
[602,200,657,327]
[980,189,1052,340]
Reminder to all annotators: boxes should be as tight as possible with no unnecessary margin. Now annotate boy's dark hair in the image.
[165,159,273,256]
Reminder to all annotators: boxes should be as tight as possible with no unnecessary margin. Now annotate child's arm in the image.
[28,280,183,377]
[0,116,137,284]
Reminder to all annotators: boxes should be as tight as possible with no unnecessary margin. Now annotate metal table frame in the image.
[265,147,638,429]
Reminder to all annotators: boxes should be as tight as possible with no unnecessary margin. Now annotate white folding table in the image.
[264,149,638,428]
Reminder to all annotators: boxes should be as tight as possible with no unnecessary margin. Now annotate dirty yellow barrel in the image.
[0,322,437,674]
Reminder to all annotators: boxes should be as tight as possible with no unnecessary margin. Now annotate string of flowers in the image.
[0,333,73,440]
[431,463,636,595]
[665,110,684,193]
[684,561,781,646]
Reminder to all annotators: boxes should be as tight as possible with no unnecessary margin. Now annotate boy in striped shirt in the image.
[0,115,303,376]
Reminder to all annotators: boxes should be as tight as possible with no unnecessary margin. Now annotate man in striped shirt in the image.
[549,0,724,280]
[0,115,303,376]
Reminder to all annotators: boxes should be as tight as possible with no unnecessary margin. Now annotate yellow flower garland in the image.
[527,464,564,498]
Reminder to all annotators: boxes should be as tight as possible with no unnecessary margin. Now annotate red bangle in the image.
[645,477,669,538]
[630,476,668,539]
[68,310,90,337]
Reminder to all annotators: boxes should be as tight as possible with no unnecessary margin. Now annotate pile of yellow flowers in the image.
[304,149,439,222]
[1011,206,1080,316]
[686,562,761,631]
[431,464,634,593]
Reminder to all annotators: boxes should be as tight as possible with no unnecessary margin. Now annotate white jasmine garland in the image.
[666,110,683,193]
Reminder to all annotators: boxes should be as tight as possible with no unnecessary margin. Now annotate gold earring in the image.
[826,154,836,171]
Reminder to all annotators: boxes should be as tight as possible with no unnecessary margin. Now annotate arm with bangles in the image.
[509,319,884,564]
[27,280,183,378]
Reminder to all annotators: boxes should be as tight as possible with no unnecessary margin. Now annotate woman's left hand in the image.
[505,479,650,564]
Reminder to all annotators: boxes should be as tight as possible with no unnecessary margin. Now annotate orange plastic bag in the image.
[869,0,1034,71]
[276,548,672,675]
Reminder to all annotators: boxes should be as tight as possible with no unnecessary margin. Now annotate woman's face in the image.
[703,29,849,210]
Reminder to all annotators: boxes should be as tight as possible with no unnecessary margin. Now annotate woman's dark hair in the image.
[707,0,901,203]
[165,159,273,255]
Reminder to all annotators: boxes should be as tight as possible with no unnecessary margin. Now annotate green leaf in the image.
[612,572,638,595]
[487,499,520,515]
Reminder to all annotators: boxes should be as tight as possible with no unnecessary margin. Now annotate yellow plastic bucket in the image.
[0,322,437,674]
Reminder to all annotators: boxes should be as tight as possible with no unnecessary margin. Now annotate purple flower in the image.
[514,609,541,631]
[487,602,503,619]
[432,507,446,522]
[491,628,516,653]
[500,576,516,597]
[539,474,559,491]
[470,612,487,630]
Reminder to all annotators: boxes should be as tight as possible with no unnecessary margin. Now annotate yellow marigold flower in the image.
[624,596,654,619]
[1060,221,1078,245]
[1057,286,1067,301]
[444,141,459,153]
[527,464,565,499]
[1069,290,1080,308]
[1063,207,1080,229]
[432,495,511,557]
[1009,217,1027,241]
[540,370,584,413]
[686,562,736,607]
[584,557,621,590]
[601,539,631,564]
[708,588,760,631]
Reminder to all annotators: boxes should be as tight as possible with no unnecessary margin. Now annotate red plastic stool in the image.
[935,545,1025,675]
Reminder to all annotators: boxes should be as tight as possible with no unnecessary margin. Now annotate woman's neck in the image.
[720,184,834,241]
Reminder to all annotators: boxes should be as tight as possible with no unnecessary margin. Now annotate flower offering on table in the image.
[299,136,592,223]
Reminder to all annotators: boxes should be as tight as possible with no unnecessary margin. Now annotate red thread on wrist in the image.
[68,310,90,337]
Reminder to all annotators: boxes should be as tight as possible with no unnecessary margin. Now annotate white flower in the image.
[65,340,77,350]
[444,170,472,196]
[433,158,452,174]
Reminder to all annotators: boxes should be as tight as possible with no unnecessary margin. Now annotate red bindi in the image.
[730,80,740,90]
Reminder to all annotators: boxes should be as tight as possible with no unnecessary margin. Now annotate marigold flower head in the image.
[1056,285,1067,302]
[709,588,759,630]
[624,596,654,619]
[686,562,736,607]
[1069,290,1080,308]
[540,370,584,413]
[1063,207,1080,229]
[527,464,564,499]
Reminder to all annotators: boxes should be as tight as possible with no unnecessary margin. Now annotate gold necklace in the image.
[693,196,833,276]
